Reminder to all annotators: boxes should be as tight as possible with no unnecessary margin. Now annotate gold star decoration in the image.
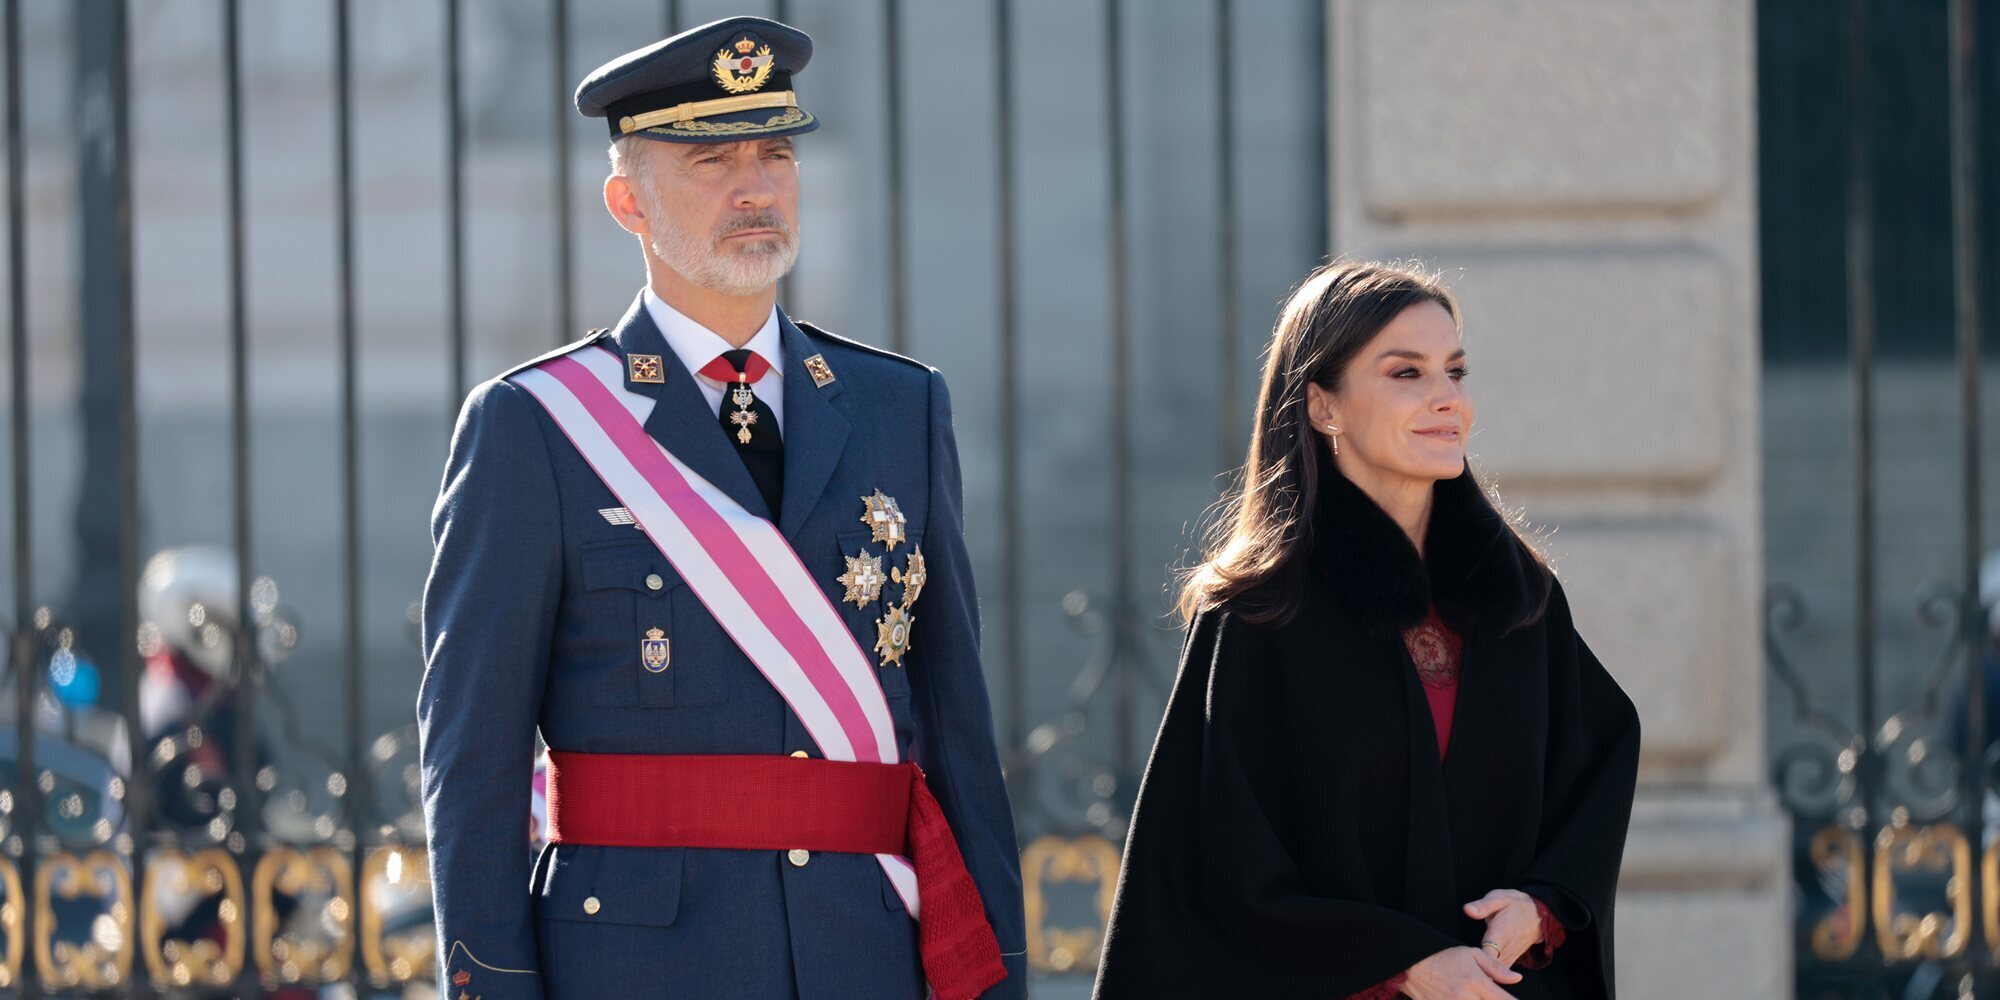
[874,604,915,667]
[803,354,836,388]
[627,354,664,384]
[892,547,927,607]
[837,552,887,608]
[860,490,907,550]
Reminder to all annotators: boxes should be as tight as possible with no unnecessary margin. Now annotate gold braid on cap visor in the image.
[618,92,799,134]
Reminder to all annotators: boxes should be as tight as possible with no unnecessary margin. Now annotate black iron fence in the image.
[0,0,1326,995]
[1761,0,1996,997]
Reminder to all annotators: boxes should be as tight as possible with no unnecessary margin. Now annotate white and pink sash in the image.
[511,346,922,914]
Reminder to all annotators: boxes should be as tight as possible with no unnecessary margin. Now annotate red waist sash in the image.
[544,751,1006,1000]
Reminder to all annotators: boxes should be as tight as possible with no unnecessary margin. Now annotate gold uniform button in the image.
[582,896,601,915]
[789,750,809,759]
[645,573,665,591]
[787,849,810,867]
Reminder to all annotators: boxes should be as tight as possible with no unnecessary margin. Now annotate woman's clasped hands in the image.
[1400,889,1544,1000]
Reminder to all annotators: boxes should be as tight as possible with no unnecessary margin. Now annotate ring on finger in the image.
[1481,940,1503,956]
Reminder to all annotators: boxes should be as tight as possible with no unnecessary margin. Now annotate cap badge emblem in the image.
[713,35,775,94]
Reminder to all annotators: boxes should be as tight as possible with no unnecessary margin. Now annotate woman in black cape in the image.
[1094,260,1639,1000]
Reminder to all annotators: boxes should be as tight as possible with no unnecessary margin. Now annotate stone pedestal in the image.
[1327,2,1790,995]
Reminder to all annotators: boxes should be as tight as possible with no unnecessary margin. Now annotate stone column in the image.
[1327,1,1790,995]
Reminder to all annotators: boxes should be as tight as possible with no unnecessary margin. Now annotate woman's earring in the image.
[1325,423,1340,456]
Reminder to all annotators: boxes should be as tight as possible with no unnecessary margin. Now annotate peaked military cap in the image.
[575,16,819,143]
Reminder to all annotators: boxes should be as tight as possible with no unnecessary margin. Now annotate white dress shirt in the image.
[642,287,786,434]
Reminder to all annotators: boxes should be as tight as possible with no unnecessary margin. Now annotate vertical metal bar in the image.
[331,1,366,986]
[1215,0,1236,462]
[884,0,905,354]
[1845,0,1878,757]
[446,0,466,407]
[664,0,681,35]
[553,0,573,343]
[1105,0,1134,772]
[5,0,37,994]
[103,1,147,993]
[222,0,261,874]
[994,0,1023,769]
[1947,0,1984,933]
[773,0,793,310]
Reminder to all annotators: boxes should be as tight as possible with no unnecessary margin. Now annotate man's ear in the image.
[604,173,648,237]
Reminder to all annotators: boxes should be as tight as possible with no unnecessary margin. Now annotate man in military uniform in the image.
[418,17,1025,999]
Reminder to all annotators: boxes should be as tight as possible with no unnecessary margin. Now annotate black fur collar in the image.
[1310,464,1547,638]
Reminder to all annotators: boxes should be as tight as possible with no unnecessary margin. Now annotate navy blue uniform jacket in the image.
[419,294,1027,999]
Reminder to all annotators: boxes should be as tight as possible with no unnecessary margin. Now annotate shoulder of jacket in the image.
[794,321,933,376]
[495,328,613,382]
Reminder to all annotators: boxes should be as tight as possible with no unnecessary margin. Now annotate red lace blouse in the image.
[1346,607,1565,999]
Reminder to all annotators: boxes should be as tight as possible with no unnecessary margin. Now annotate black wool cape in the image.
[1093,469,1640,999]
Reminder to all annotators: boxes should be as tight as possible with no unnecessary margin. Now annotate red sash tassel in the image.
[545,752,1006,1000]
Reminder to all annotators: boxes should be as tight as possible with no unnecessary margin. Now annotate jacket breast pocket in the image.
[833,528,924,703]
[578,540,724,708]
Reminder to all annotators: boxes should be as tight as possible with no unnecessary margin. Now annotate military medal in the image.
[642,628,671,672]
[892,547,927,607]
[803,354,836,388]
[874,605,914,667]
[837,552,887,608]
[728,404,758,444]
[628,354,664,384]
[700,357,769,446]
[860,491,907,550]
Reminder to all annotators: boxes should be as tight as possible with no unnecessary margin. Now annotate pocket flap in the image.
[533,844,683,927]
[579,541,681,595]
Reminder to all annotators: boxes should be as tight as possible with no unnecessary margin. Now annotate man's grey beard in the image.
[651,209,799,296]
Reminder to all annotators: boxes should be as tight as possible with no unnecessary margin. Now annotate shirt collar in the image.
[642,286,784,385]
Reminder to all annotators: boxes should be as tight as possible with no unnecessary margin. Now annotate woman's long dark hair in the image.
[1177,258,1548,625]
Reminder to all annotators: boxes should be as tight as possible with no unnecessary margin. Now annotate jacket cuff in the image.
[1347,971,1409,1000]
[1518,896,1567,970]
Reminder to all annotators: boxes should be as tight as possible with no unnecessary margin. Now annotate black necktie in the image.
[711,349,783,520]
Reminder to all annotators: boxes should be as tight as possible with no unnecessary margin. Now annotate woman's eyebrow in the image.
[1374,348,1468,362]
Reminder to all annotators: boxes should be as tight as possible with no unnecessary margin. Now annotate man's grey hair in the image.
[608,135,661,204]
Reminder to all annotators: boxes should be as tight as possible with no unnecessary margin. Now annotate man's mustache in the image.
[715,213,790,240]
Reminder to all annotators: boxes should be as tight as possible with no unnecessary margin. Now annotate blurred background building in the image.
[0,0,1993,997]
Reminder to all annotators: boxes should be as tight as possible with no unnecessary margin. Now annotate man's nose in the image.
[733,163,778,210]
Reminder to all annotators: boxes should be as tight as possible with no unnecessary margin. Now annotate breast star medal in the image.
[892,547,927,606]
[641,628,671,673]
[860,490,907,550]
[874,605,914,668]
[837,551,887,608]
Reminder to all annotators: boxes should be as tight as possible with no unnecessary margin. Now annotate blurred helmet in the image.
[138,546,240,680]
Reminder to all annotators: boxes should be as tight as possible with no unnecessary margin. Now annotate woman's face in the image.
[1308,301,1474,490]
